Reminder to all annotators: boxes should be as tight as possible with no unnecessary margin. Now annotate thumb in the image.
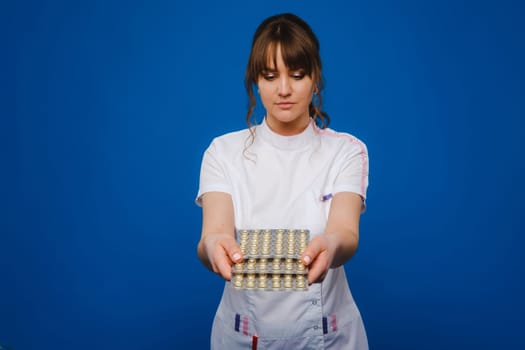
[221,238,243,263]
[301,236,324,266]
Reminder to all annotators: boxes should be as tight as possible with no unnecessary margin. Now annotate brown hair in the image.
[244,13,330,131]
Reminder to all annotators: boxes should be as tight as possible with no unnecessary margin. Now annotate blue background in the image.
[3,0,524,349]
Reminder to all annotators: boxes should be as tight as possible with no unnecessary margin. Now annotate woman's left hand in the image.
[301,234,338,284]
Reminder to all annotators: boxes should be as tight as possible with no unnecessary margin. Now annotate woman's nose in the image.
[278,76,291,96]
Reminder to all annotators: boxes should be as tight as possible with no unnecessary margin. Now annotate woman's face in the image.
[257,45,315,135]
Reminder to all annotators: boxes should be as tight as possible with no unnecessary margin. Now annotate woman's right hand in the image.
[198,192,239,280]
[199,233,243,281]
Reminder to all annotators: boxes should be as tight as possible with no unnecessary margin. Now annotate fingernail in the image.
[232,253,241,262]
[303,255,311,265]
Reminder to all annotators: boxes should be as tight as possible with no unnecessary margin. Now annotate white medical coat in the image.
[197,118,369,349]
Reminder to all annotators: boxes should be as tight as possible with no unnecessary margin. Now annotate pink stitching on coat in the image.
[331,313,338,332]
[243,315,249,335]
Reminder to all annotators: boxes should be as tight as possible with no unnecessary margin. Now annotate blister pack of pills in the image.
[232,229,310,291]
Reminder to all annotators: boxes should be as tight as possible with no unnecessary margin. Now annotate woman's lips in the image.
[276,102,294,109]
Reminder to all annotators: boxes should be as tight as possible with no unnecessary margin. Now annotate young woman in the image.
[196,13,369,349]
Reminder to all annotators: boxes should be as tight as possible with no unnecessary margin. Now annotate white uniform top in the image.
[197,118,369,349]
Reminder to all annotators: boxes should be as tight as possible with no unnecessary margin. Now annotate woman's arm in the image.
[197,192,243,281]
[302,192,363,284]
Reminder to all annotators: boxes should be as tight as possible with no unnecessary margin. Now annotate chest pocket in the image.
[286,186,332,238]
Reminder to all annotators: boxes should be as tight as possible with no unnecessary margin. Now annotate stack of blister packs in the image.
[232,229,310,291]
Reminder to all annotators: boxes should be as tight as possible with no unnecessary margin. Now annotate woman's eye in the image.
[292,72,305,80]
[263,74,276,81]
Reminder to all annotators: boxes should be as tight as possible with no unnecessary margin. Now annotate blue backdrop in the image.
[3,0,524,349]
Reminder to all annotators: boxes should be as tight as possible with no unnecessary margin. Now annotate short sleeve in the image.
[195,141,233,206]
[332,138,369,202]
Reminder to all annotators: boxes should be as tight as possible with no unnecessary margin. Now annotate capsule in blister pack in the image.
[232,229,310,291]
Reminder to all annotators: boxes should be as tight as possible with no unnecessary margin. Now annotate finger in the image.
[307,251,329,284]
[301,236,325,266]
[214,249,234,281]
[308,269,327,284]
[221,238,244,263]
